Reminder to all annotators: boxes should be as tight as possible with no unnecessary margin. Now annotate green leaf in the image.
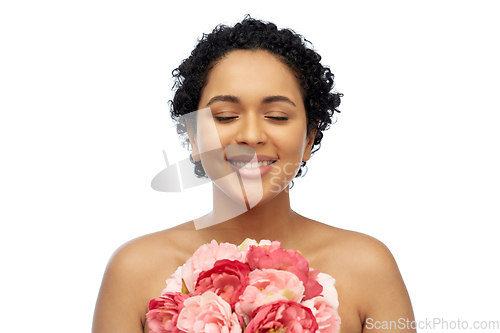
[181,278,189,295]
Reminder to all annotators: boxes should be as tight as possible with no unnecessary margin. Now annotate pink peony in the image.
[177,291,242,333]
[165,257,194,294]
[246,245,323,300]
[147,292,190,333]
[315,273,339,311]
[237,239,281,258]
[236,269,305,320]
[302,297,341,333]
[192,240,245,273]
[194,259,250,310]
[245,301,318,333]
[164,240,245,294]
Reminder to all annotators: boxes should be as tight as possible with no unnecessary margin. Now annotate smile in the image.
[227,159,277,169]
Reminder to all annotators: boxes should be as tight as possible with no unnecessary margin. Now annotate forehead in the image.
[200,49,303,105]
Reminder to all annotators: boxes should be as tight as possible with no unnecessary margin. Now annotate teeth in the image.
[229,160,276,169]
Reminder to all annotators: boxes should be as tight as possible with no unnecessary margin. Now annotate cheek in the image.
[195,108,224,153]
[274,130,307,157]
[212,128,233,145]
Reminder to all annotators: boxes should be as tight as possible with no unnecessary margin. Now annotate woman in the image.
[93,17,415,333]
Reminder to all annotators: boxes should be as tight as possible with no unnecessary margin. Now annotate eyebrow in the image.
[205,95,296,107]
[206,95,240,106]
[262,95,296,106]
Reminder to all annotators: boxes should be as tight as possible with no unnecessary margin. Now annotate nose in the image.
[235,114,267,146]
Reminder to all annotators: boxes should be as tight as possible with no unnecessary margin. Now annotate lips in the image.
[227,159,277,169]
[226,154,279,178]
[227,154,277,163]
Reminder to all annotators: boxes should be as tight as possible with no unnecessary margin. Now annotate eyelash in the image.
[215,116,238,122]
[267,116,288,121]
[214,116,288,122]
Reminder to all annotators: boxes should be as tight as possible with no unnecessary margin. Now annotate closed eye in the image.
[215,116,238,122]
[266,116,288,121]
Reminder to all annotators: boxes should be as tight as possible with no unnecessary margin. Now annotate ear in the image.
[302,130,317,162]
[186,120,201,161]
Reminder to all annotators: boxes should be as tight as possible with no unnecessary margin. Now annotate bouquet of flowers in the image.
[147,239,341,333]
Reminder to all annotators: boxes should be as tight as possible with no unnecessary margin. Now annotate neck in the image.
[195,184,299,247]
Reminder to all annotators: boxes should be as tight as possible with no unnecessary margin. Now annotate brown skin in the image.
[92,50,415,333]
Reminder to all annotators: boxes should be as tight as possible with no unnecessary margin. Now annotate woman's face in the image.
[191,49,314,206]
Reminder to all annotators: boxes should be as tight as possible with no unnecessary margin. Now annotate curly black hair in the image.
[170,16,342,179]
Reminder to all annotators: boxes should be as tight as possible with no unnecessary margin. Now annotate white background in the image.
[1,1,499,332]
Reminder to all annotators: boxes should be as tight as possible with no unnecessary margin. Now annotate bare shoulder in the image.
[305,220,407,295]
[323,226,405,298]
[324,225,396,271]
[92,222,199,333]
[111,221,199,268]
[100,222,197,287]
[298,219,396,270]
[300,219,415,332]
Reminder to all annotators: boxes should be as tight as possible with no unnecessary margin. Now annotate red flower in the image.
[246,246,322,300]
[245,301,319,333]
[147,292,189,333]
[194,259,250,309]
